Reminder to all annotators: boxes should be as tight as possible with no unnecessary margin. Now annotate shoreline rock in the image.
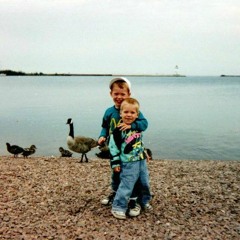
[0,156,239,239]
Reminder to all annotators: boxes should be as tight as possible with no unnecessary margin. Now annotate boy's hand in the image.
[98,137,106,145]
[118,123,131,131]
[114,166,121,172]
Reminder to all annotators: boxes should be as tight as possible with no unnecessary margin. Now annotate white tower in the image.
[175,65,179,76]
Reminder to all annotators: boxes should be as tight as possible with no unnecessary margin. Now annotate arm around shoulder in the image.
[131,111,148,131]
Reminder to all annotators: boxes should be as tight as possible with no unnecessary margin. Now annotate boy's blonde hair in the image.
[120,98,140,113]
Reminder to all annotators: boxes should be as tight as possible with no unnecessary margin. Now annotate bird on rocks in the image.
[66,118,98,162]
[21,145,37,158]
[145,148,153,160]
[6,143,24,158]
[59,147,73,157]
[96,142,111,159]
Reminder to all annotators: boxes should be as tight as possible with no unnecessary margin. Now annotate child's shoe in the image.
[101,192,116,205]
[128,199,141,217]
[143,203,153,211]
[111,210,126,220]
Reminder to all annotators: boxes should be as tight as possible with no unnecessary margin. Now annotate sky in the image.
[1,0,240,76]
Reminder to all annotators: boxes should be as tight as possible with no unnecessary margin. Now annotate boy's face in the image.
[120,103,138,125]
[110,84,130,108]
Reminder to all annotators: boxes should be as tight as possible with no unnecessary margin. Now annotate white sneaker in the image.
[101,192,116,205]
[111,210,126,220]
[128,200,141,217]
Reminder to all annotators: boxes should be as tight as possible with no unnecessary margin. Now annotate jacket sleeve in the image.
[99,110,110,139]
[131,111,148,132]
[109,134,121,169]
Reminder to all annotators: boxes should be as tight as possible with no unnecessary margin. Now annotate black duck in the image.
[21,145,37,158]
[145,148,153,160]
[96,142,111,159]
[6,143,24,157]
[59,147,73,157]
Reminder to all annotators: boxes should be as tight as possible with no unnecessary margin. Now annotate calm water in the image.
[0,76,240,160]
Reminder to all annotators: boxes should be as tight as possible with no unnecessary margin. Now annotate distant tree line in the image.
[0,70,45,76]
[0,69,112,76]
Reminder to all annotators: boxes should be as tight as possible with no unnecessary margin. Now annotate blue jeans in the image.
[111,168,141,199]
[112,160,151,213]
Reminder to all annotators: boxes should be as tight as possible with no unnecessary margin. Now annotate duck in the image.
[66,118,98,162]
[21,145,37,158]
[59,147,73,157]
[6,143,24,157]
[96,142,111,159]
[145,148,153,160]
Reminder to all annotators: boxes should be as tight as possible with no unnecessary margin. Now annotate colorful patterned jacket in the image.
[109,127,146,169]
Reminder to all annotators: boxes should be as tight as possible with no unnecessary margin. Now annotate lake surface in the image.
[0,76,240,160]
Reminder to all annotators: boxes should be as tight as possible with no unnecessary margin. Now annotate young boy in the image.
[109,98,152,219]
[98,77,148,217]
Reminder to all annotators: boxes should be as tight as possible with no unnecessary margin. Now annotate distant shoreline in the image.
[220,74,240,77]
[0,70,186,77]
[1,70,240,78]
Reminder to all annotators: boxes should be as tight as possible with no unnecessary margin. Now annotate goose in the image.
[6,143,24,157]
[66,118,98,162]
[21,145,37,158]
[59,147,73,157]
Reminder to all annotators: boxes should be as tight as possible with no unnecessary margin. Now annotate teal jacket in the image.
[109,127,146,169]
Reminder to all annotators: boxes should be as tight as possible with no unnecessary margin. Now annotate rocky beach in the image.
[0,156,239,239]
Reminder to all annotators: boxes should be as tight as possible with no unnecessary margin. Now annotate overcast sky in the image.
[1,0,240,76]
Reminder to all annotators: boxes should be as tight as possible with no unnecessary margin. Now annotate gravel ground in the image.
[0,156,239,240]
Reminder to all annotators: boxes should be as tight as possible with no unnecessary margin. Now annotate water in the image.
[0,76,240,160]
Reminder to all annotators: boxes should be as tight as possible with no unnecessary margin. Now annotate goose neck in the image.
[69,123,74,138]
